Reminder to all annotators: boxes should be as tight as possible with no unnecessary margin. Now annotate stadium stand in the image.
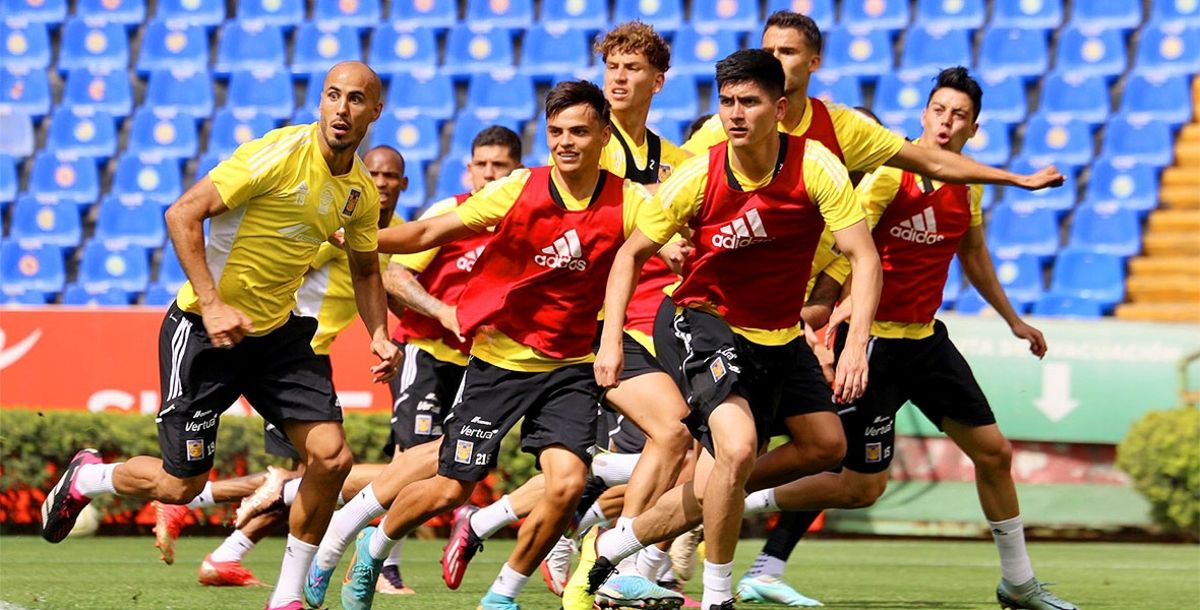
[2,66,53,119]
[61,68,133,118]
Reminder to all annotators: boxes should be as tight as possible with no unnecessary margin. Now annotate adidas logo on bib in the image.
[456,245,485,271]
[891,207,945,244]
[711,208,772,249]
[534,229,587,271]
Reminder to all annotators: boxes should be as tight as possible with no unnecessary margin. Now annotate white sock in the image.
[591,453,642,486]
[74,463,119,498]
[701,560,734,608]
[615,553,639,576]
[210,530,256,563]
[597,517,645,564]
[989,515,1034,585]
[636,545,669,580]
[315,483,386,571]
[185,482,215,509]
[489,562,530,599]
[743,489,779,515]
[470,495,519,539]
[655,552,672,581]
[267,535,317,607]
[384,537,404,568]
[744,552,786,579]
[367,521,398,561]
[282,479,301,506]
[576,502,610,534]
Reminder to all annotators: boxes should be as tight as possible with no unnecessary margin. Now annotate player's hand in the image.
[437,305,465,342]
[1011,320,1047,359]
[824,301,853,350]
[328,229,346,249]
[1018,165,1065,190]
[658,240,694,275]
[202,300,254,348]
[833,342,868,404]
[805,325,836,385]
[593,341,624,389]
[369,337,402,383]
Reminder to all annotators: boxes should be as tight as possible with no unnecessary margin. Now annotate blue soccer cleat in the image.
[477,588,522,609]
[595,574,685,608]
[737,574,823,606]
[340,527,384,610]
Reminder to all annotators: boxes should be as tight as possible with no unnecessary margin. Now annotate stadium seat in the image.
[691,0,759,34]
[195,151,225,179]
[540,0,608,31]
[1048,249,1125,309]
[963,121,1011,167]
[993,253,1045,308]
[292,22,362,77]
[126,108,199,161]
[0,155,14,207]
[136,19,208,76]
[915,0,984,30]
[990,0,1062,30]
[647,75,700,123]
[1055,26,1127,79]
[1151,0,1200,27]
[528,115,549,165]
[396,164,426,212]
[29,152,99,208]
[214,21,287,77]
[1069,0,1143,31]
[766,0,835,31]
[464,72,536,121]
[987,203,1060,259]
[144,68,215,119]
[809,73,863,108]
[384,71,455,120]
[58,19,128,74]
[110,153,184,207]
[613,0,683,32]
[1037,72,1110,126]
[435,160,473,200]
[1067,203,1141,257]
[4,289,50,304]
[873,73,927,127]
[979,183,999,210]
[299,70,327,115]
[0,66,51,119]
[887,116,923,140]
[0,21,51,70]
[900,26,972,80]
[226,69,294,121]
[391,0,458,30]
[238,0,304,29]
[672,28,742,79]
[76,0,147,28]
[1019,114,1094,173]
[954,285,991,314]
[62,283,131,306]
[0,109,35,158]
[2,0,66,25]
[61,68,132,118]
[208,108,277,157]
[520,25,591,81]
[94,195,167,250]
[77,240,151,297]
[371,115,440,162]
[143,282,176,306]
[1120,71,1192,125]
[154,0,225,29]
[450,115,521,160]
[976,27,1049,80]
[1001,157,1078,213]
[313,0,382,30]
[154,243,188,292]
[466,0,533,30]
[1032,293,1103,318]
[841,0,910,32]
[979,73,1028,125]
[1083,158,1158,214]
[9,196,83,249]
[821,28,893,79]
[0,241,66,300]
[1135,24,1200,77]
[1100,114,1174,168]
[368,24,438,76]
[46,107,117,160]
[444,26,515,78]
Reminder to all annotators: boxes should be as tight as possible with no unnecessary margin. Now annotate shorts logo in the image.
[414,414,433,435]
[342,187,361,216]
[454,439,474,465]
[709,357,727,382]
[865,442,882,463]
[186,439,205,461]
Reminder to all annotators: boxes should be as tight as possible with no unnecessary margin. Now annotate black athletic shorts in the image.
[156,303,340,478]
[836,320,995,474]
[592,331,664,381]
[598,407,649,454]
[388,342,467,451]
[263,422,301,460]
[771,339,839,431]
[437,358,601,482]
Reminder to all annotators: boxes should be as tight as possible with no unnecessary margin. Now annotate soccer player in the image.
[740,67,1078,610]
[303,125,524,607]
[38,61,401,610]
[591,49,882,610]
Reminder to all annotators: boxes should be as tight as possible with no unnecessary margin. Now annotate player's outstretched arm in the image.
[347,248,401,382]
[831,221,882,404]
[382,262,461,339]
[377,213,478,255]
[958,226,1047,359]
[596,230,663,388]
[887,141,1065,190]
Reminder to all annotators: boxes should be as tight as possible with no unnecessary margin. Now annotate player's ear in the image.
[775,95,788,122]
[652,71,665,95]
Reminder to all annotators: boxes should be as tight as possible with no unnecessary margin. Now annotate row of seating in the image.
[942,251,1127,317]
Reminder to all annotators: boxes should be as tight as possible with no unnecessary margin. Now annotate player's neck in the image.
[552,164,602,201]
[612,107,650,146]
[728,134,781,184]
[781,91,809,132]
[317,136,358,176]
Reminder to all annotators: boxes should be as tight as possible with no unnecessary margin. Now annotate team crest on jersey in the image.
[865,442,882,463]
[658,163,673,183]
[454,439,474,464]
[342,188,362,216]
[709,357,727,382]
[186,439,205,461]
[415,414,433,435]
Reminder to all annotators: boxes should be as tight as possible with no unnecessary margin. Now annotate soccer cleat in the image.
[441,504,483,589]
[736,575,822,607]
[477,588,521,610]
[708,600,736,610]
[235,466,287,529]
[153,501,190,565]
[376,564,416,595]
[660,579,701,608]
[340,527,384,610]
[303,559,335,608]
[595,574,685,608]
[539,535,576,596]
[40,448,102,543]
[996,578,1078,610]
[264,602,303,610]
[198,553,262,587]
[669,526,702,582]
[561,527,602,610]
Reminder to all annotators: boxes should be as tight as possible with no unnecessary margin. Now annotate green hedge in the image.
[1116,406,1200,539]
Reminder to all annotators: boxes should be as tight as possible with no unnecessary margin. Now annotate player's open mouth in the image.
[331,122,351,136]
[610,87,629,100]
[555,151,579,163]
[728,126,749,137]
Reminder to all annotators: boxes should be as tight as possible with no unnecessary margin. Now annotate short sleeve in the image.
[969,183,984,227]
[639,154,709,244]
[680,114,728,156]
[343,181,381,253]
[390,197,458,272]
[621,180,653,238]
[803,139,863,232]
[207,130,301,210]
[453,169,531,231]
[828,103,906,174]
[855,165,903,231]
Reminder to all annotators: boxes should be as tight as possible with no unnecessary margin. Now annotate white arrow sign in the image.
[1034,361,1079,422]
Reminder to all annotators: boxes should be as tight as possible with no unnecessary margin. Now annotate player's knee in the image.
[843,476,887,508]
[715,439,758,476]
[543,471,587,509]
[810,430,847,471]
[307,442,354,480]
[435,478,475,509]
[972,436,1013,475]
[651,421,694,455]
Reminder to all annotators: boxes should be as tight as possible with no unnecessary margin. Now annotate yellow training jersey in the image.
[600,118,691,183]
[176,123,380,335]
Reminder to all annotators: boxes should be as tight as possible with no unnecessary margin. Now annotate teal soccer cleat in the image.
[340,527,384,610]
[997,578,1078,610]
[737,574,823,606]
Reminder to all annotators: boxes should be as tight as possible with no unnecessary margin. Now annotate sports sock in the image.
[315,483,385,571]
[210,530,256,563]
[74,463,119,498]
[384,537,404,568]
[185,482,215,509]
[576,502,610,535]
[598,517,645,564]
[367,521,398,562]
[591,453,641,486]
[744,553,786,579]
[489,563,530,599]
[742,488,778,515]
[470,495,518,539]
[701,560,734,608]
[760,510,821,564]
[281,478,300,506]
[654,552,672,582]
[989,515,1034,585]
[636,544,669,580]
[267,534,317,607]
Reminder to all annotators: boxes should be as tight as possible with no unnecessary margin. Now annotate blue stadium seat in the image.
[979,74,1027,125]
[449,115,521,160]
[292,22,363,77]
[466,0,533,30]
[900,25,971,80]
[94,195,167,250]
[1135,24,1200,77]
[1032,293,1103,318]
[9,196,83,249]
[444,26,515,79]
[110,153,184,207]
[76,0,147,28]
[765,0,835,31]
[647,75,699,123]
[396,164,426,213]
[238,0,304,29]
[1069,0,1143,31]
[942,256,962,309]
[144,69,215,119]
[1067,203,1141,257]
[0,21,51,70]
[195,152,225,179]
[821,28,893,79]
[1037,72,1110,126]
[1083,158,1158,214]
[4,289,50,305]
[368,25,438,76]
[528,115,549,166]
[993,253,1045,308]
[384,71,455,120]
[979,183,999,210]
[58,19,128,74]
[540,0,608,31]
[613,0,683,32]
[873,73,927,127]
[841,0,910,32]
[1048,249,1125,310]
[1121,71,1192,125]
[1002,157,1078,213]
[2,0,66,25]
[1151,0,1200,27]
[46,107,117,160]
[809,73,862,108]
[1100,114,1174,168]
[62,283,131,306]
[214,21,287,77]
[520,25,591,81]
[1055,26,1127,79]
[991,0,1062,30]
[963,121,1011,167]
[156,243,188,292]
[29,152,99,208]
[987,203,1060,259]
[208,109,277,157]
[154,0,225,29]
[61,68,132,118]
[0,66,51,119]
[391,0,458,30]
[371,115,440,162]
[915,0,984,30]
[136,19,208,76]
[143,282,176,306]
[0,241,66,300]
[0,109,35,158]
[126,108,199,161]
[313,0,382,30]
[691,0,759,34]
[0,155,14,207]
[672,28,742,79]
[1019,114,1094,173]
[954,285,990,314]
[464,72,536,121]
[226,69,294,121]
[435,160,472,200]
[976,27,1049,80]
[77,240,151,297]
[299,70,326,115]
[887,116,922,140]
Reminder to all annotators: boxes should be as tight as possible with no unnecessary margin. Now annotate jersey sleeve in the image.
[803,139,864,232]
[855,165,903,231]
[599,138,627,178]
[310,242,341,270]
[453,169,531,231]
[343,177,381,253]
[639,154,709,244]
[621,180,653,238]
[207,131,298,210]
[969,183,984,227]
[680,114,727,156]
[828,103,906,174]
[390,197,458,272]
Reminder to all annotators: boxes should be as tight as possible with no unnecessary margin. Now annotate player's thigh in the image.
[606,370,689,442]
[907,323,996,431]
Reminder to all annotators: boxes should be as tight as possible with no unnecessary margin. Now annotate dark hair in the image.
[685,114,713,140]
[545,80,611,125]
[596,21,671,74]
[928,66,983,121]
[471,125,523,162]
[715,49,786,101]
[852,106,883,126]
[365,144,405,172]
[764,10,823,54]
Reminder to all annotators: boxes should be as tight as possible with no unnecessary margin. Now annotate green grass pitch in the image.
[0,535,1197,609]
